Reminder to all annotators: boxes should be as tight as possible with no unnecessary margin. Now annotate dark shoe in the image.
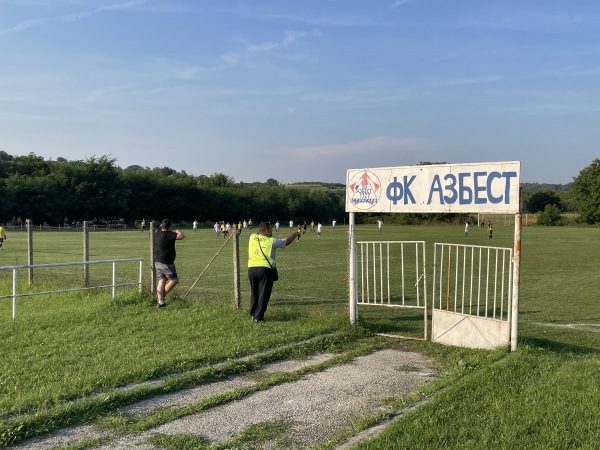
[251,317,263,322]
[157,302,167,308]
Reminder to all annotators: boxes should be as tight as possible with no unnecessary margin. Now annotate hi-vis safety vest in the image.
[248,234,274,268]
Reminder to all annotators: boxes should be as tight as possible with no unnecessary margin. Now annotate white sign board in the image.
[346,161,520,214]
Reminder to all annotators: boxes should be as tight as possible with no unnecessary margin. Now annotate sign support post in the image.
[349,212,357,324]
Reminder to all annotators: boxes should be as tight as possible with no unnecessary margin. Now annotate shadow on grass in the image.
[521,336,600,355]
[275,298,346,307]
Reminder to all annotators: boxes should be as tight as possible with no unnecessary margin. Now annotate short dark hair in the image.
[259,222,271,232]
[161,219,171,230]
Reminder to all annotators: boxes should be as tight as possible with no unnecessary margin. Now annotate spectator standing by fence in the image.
[248,222,300,321]
[0,225,6,250]
[154,219,185,307]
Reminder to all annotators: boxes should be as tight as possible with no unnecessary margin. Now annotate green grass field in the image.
[0,223,599,448]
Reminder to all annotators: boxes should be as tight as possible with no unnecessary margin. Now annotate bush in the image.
[536,204,563,226]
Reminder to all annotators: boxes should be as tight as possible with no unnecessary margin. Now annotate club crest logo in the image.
[348,170,381,210]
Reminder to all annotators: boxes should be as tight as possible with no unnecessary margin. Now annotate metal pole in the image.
[138,260,143,294]
[349,212,357,324]
[12,268,17,318]
[232,228,241,309]
[150,221,156,294]
[511,211,522,352]
[27,219,33,284]
[422,242,428,341]
[112,262,117,299]
[83,221,89,287]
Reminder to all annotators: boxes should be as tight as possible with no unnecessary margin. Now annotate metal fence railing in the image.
[0,258,143,318]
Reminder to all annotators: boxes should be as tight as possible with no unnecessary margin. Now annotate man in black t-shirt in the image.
[154,219,185,307]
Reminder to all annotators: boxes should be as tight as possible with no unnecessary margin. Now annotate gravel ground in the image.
[13,349,436,450]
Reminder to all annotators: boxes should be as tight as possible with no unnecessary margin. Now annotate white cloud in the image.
[391,0,412,9]
[219,29,322,67]
[0,0,148,35]
[84,85,131,103]
[459,11,584,32]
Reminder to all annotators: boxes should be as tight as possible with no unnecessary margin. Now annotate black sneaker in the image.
[157,302,167,308]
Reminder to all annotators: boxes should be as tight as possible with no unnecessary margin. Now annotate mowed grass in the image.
[0,223,599,448]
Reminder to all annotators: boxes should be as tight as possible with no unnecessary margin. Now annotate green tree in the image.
[0,154,350,226]
[207,172,235,188]
[536,204,562,226]
[570,159,600,224]
[524,190,562,213]
[3,173,57,224]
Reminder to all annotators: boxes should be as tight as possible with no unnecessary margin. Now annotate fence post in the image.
[27,219,33,284]
[232,229,241,309]
[150,221,156,294]
[349,212,357,324]
[511,212,522,352]
[83,221,90,287]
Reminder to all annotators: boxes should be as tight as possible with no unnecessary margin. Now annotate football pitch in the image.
[0,224,599,448]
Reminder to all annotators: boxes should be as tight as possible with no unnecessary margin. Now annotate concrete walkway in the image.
[13,348,436,450]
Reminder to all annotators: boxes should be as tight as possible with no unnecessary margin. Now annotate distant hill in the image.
[286,181,345,189]
[521,182,572,194]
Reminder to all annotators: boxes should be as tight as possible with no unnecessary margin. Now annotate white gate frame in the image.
[348,210,522,351]
[354,240,428,340]
[431,243,513,349]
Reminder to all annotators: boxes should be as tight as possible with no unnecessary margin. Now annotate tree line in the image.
[1,152,598,227]
[0,152,346,227]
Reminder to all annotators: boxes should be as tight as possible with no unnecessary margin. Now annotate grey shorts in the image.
[156,262,178,281]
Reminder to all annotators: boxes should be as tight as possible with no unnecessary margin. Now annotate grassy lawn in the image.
[0,223,599,448]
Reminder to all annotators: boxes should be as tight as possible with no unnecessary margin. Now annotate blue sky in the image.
[1,0,598,184]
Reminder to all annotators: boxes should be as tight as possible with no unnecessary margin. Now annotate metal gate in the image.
[356,241,428,340]
[432,243,513,349]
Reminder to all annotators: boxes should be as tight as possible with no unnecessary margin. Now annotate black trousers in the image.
[248,266,275,320]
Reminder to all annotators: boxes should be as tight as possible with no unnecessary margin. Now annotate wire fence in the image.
[0,223,351,312]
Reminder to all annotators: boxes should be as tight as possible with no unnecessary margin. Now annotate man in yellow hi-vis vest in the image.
[248,221,300,321]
